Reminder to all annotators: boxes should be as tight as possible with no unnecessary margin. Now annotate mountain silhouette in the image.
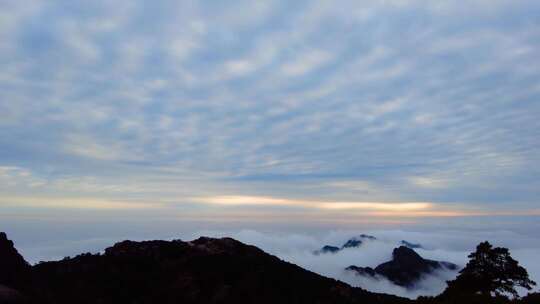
[400,240,423,249]
[347,246,458,288]
[2,232,537,303]
[0,232,408,304]
[0,233,30,289]
[314,234,377,255]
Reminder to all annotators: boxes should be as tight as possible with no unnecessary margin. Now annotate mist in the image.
[192,229,540,299]
[5,219,540,299]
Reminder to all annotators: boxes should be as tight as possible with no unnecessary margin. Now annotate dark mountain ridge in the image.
[0,233,30,291]
[2,233,537,304]
[0,232,408,304]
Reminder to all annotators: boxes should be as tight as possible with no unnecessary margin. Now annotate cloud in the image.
[194,195,432,211]
[0,196,165,210]
[62,134,132,161]
[15,226,539,299]
[0,0,539,217]
[0,166,45,189]
[280,49,333,77]
[190,229,540,299]
[408,176,450,189]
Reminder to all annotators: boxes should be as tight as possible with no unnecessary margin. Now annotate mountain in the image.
[0,233,30,304]
[0,232,409,304]
[314,245,341,254]
[400,240,423,249]
[0,233,30,289]
[2,232,537,304]
[314,234,377,255]
[343,234,376,248]
[0,285,22,304]
[346,246,458,288]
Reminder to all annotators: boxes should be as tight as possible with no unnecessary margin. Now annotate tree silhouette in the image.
[446,241,536,298]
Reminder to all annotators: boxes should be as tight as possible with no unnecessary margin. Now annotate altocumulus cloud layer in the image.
[0,0,540,219]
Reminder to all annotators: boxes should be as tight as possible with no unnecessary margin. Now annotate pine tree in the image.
[445,241,536,298]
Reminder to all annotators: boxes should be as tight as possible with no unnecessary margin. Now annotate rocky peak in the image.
[0,232,28,266]
[342,239,363,248]
[313,245,340,255]
[104,239,188,259]
[189,237,266,258]
[400,240,423,249]
[391,246,426,266]
[314,234,378,255]
[342,234,377,249]
[359,234,377,240]
[0,232,13,248]
[347,246,459,288]
[190,236,241,249]
[0,232,30,289]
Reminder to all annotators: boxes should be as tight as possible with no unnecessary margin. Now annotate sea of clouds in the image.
[11,226,540,299]
[189,229,540,299]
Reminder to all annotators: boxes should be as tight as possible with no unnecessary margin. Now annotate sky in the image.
[1,1,540,228]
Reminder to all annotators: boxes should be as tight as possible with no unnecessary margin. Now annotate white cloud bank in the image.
[192,229,540,299]
[9,224,540,299]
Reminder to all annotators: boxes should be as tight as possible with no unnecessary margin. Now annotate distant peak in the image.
[359,234,377,240]
[348,245,458,288]
[342,238,362,249]
[314,234,377,255]
[313,245,340,255]
[341,234,377,249]
[400,240,423,249]
[392,246,423,262]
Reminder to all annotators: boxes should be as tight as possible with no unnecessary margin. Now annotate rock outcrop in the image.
[0,233,30,289]
[314,234,377,255]
[347,246,458,288]
[400,240,423,249]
